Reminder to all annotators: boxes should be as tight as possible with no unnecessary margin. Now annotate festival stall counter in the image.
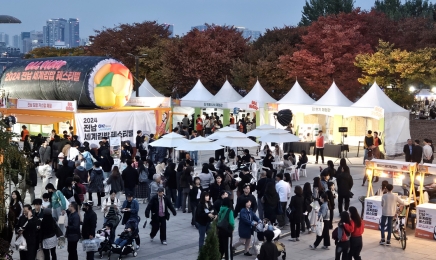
[363,159,417,230]
[414,163,436,240]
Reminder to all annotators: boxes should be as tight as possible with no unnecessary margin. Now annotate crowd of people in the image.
[8,120,370,260]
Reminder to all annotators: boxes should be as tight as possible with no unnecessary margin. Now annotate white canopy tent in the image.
[313,81,353,107]
[180,79,214,107]
[126,78,170,107]
[134,78,164,97]
[230,80,276,110]
[416,89,435,100]
[277,80,315,105]
[349,82,410,156]
[207,80,243,105]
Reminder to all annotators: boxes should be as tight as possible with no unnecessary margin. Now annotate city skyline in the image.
[1,0,374,43]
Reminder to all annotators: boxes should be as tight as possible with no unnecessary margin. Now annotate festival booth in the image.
[174,79,215,127]
[416,89,435,101]
[349,82,410,156]
[228,80,276,126]
[206,80,243,125]
[363,159,417,230]
[414,164,436,240]
[0,56,159,151]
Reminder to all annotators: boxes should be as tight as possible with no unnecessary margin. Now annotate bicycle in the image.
[392,214,407,250]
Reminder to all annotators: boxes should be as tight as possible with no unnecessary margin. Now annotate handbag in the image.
[315,216,324,236]
[286,205,293,219]
[58,215,66,225]
[34,156,40,163]
[36,249,44,260]
[349,191,354,198]
[14,234,27,251]
[82,239,101,252]
[217,209,233,235]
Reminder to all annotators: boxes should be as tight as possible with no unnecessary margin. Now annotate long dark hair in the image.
[320,193,331,210]
[264,182,279,207]
[303,182,312,196]
[111,166,121,178]
[340,211,351,224]
[10,190,22,205]
[138,160,146,173]
[41,209,56,234]
[349,206,362,227]
[199,191,211,205]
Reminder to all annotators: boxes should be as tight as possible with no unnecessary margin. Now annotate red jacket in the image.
[76,182,87,202]
[341,222,354,241]
[350,220,365,237]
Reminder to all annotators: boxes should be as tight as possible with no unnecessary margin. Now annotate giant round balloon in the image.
[0,56,134,109]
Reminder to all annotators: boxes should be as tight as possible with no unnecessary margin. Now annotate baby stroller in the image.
[96,212,123,258]
[252,218,286,260]
[110,216,140,260]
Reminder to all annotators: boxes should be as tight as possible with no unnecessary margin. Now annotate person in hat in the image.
[82,201,97,260]
[32,199,44,219]
[234,183,257,217]
[258,230,279,260]
[145,187,177,245]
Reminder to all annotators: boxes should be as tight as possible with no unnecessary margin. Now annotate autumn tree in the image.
[355,39,436,106]
[231,26,307,99]
[279,10,385,100]
[24,46,87,59]
[87,21,171,89]
[299,0,354,26]
[373,0,435,20]
[164,24,248,96]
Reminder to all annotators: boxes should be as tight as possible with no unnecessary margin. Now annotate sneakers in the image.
[308,228,312,234]
[162,240,167,245]
[309,244,316,250]
[136,245,140,250]
[243,252,252,256]
[150,236,154,242]
[288,238,296,242]
[379,239,385,245]
[386,240,391,246]
[296,237,300,241]
[321,246,330,250]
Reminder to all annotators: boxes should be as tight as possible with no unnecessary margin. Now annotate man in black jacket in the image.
[234,184,258,217]
[145,187,176,245]
[82,201,97,260]
[403,139,414,162]
[336,165,354,214]
[412,139,423,163]
[56,159,74,190]
[255,171,273,219]
[122,159,139,196]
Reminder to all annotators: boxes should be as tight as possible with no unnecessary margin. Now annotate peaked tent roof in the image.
[313,81,353,106]
[135,78,164,97]
[208,80,242,102]
[277,80,314,104]
[235,80,276,105]
[352,82,407,113]
[181,79,214,101]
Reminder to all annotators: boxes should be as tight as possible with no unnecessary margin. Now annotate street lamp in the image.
[409,86,416,92]
[127,53,147,97]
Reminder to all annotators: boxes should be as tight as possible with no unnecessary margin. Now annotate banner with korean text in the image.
[415,203,436,240]
[75,111,156,147]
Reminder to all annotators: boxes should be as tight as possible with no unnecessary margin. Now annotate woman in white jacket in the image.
[38,160,52,196]
[101,190,121,219]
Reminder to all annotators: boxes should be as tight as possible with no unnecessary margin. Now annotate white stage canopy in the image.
[350,82,410,156]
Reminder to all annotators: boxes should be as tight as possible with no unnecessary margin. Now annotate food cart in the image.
[363,159,417,230]
[414,163,436,240]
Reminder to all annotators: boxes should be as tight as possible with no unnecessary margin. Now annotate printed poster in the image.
[415,204,436,240]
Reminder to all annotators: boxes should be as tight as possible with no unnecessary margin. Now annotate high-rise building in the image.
[68,18,80,47]
[30,30,44,50]
[21,32,31,53]
[236,27,261,42]
[12,35,19,48]
[44,18,67,47]
[163,24,174,37]
[0,33,9,46]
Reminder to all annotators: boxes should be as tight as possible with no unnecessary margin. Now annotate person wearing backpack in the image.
[107,166,124,199]
[136,160,150,203]
[80,147,95,173]
[333,211,353,260]
[217,198,235,260]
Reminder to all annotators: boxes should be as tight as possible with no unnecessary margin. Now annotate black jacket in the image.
[336,168,354,197]
[145,195,176,221]
[189,185,204,201]
[66,211,81,242]
[122,166,139,190]
[237,173,256,194]
[28,167,38,187]
[209,182,226,202]
[164,168,178,190]
[136,135,143,149]
[289,194,304,220]
[412,145,423,163]
[82,209,97,239]
[56,165,74,190]
[195,202,214,226]
[256,178,273,199]
[234,194,257,216]
[16,216,38,248]
[403,144,414,162]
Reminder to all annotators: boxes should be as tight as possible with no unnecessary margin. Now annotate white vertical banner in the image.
[75,111,156,147]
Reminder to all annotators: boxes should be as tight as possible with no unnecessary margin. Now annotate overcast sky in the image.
[1,0,374,39]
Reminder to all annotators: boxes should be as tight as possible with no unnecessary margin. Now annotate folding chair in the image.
[298,163,307,178]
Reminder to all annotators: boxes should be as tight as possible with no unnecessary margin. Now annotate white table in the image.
[271,161,284,170]
[415,203,436,240]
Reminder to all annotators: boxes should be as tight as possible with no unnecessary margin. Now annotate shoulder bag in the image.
[217,209,233,236]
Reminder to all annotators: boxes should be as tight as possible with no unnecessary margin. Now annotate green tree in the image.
[373,0,435,20]
[197,221,221,260]
[299,0,355,26]
[355,39,436,106]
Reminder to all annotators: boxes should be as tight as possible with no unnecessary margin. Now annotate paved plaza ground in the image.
[10,148,436,260]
